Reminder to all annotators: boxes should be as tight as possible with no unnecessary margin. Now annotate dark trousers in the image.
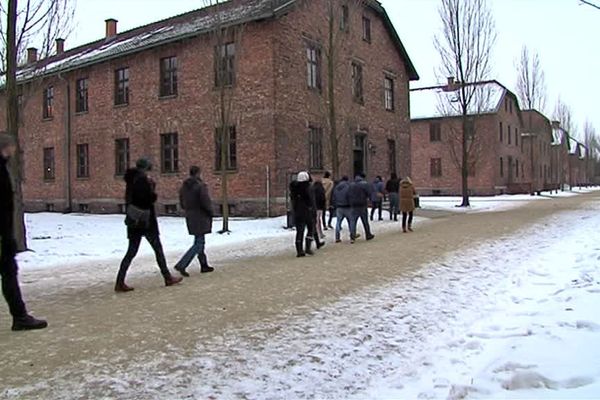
[389,193,399,220]
[117,232,170,284]
[0,255,27,318]
[175,234,207,271]
[352,207,373,238]
[327,207,334,227]
[402,211,414,229]
[295,217,315,244]
[370,200,383,220]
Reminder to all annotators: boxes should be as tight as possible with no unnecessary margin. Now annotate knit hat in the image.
[297,171,310,182]
[0,133,15,150]
[136,158,153,171]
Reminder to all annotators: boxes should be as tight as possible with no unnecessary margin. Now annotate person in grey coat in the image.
[348,173,375,242]
[174,166,214,277]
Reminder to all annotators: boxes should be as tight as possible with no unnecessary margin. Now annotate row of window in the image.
[429,158,476,178]
[42,44,235,118]
[499,157,524,180]
[498,122,520,146]
[306,43,395,111]
[42,129,238,180]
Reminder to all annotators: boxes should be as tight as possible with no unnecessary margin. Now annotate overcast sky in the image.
[67,0,599,137]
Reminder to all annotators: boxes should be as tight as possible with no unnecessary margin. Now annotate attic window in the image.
[362,16,371,43]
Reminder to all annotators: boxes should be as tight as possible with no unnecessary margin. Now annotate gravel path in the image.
[0,193,594,399]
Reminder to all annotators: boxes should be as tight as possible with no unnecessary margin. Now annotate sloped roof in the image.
[17,0,288,82]
[15,0,419,83]
[410,80,506,120]
[568,137,586,159]
[551,126,567,146]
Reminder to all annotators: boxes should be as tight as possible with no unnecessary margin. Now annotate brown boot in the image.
[115,282,134,293]
[165,275,183,287]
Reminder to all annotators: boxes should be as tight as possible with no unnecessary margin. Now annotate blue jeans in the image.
[389,193,399,218]
[351,207,373,238]
[335,207,356,241]
[175,235,207,271]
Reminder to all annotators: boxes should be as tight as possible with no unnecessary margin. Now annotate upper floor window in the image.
[215,126,237,171]
[75,78,89,113]
[43,86,54,119]
[159,56,178,97]
[362,16,371,43]
[306,44,322,91]
[500,157,504,178]
[76,144,89,178]
[160,133,179,173]
[43,147,55,180]
[351,62,364,104]
[340,4,349,32]
[507,125,511,145]
[499,122,503,142]
[309,126,323,171]
[115,138,130,176]
[114,67,130,106]
[384,76,395,111]
[215,42,236,87]
[430,158,442,177]
[430,122,441,142]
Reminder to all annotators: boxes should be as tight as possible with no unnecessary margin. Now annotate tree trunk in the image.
[219,85,230,234]
[460,114,470,207]
[6,0,27,251]
[327,3,339,179]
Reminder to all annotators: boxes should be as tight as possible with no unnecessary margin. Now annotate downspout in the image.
[58,72,72,212]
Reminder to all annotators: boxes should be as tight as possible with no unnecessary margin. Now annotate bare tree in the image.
[203,0,245,233]
[1,0,74,250]
[435,0,496,207]
[553,97,575,137]
[583,120,598,183]
[516,45,546,112]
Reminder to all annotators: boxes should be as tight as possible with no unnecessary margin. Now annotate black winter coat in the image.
[312,183,327,211]
[0,155,15,257]
[386,178,400,194]
[124,168,159,238]
[180,177,213,236]
[290,181,313,223]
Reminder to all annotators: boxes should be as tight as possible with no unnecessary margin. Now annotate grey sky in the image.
[68,0,599,137]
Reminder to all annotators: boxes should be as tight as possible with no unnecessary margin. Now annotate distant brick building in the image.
[410,80,529,196]
[0,0,418,216]
[521,110,557,193]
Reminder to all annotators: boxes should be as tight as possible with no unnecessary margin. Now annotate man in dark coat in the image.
[385,173,400,221]
[332,176,355,243]
[0,133,47,331]
[174,166,214,277]
[290,171,316,257]
[348,173,375,243]
[115,158,182,292]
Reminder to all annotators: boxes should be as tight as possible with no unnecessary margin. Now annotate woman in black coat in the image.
[312,180,327,240]
[174,166,214,277]
[290,171,316,257]
[115,158,182,292]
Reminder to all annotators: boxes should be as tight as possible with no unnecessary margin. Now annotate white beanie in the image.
[297,171,310,182]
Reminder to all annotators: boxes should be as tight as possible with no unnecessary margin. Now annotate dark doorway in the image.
[353,133,367,177]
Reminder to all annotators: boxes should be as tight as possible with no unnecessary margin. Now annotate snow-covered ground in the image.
[17,189,597,271]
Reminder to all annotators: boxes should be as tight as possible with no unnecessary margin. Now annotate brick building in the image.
[550,121,576,190]
[568,137,588,188]
[0,0,418,216]
[410,80,529,196]
[521,110,557,193]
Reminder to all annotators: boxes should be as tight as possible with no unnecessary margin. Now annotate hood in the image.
[124,168,142,184]
[401,180,412,188]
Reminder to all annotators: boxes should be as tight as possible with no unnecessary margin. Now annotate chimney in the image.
[551,121,561,129]
[443,76,458,92]
[447,76,455,86]
[56,38,65,55]
[27,47,38,64]
[105,18,118,39]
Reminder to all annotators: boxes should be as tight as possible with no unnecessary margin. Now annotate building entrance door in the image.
[353,134,367,177]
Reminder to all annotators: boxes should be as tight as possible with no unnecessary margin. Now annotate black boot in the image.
[12,315,48,331]
[296,241,306,257]
[199,255,214,273]
[305,238,314,255]
[174,264,190,277]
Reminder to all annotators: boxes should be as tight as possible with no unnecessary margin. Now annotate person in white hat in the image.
[289,171,316,257]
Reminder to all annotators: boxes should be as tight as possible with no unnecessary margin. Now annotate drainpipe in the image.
[58,72,72,212]
[266,164,271,218]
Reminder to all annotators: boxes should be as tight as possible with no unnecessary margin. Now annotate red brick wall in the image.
[521,110,555,192]
[2,1,414,216]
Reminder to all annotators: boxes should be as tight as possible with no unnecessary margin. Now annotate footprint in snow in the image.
[576,320,600,332]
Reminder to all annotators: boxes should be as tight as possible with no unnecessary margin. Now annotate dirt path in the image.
[0,193,596,399]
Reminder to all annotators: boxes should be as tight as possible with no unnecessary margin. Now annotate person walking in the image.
[399,177,417,233]
[370,176,385,221]
[322,171,335,230]
[290,171,317,257]
[115,158,183,292]
[174,166,214,277]
[312,180,327,240]
[332,176,355,243]
[0,134,47,331]
[348,173,375,243]
[386,173,400,221]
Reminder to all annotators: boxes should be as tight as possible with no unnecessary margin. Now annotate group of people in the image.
[1,130,418,331]
[289,170,417,257]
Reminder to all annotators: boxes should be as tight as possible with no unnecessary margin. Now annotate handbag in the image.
[126,204,151,229]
